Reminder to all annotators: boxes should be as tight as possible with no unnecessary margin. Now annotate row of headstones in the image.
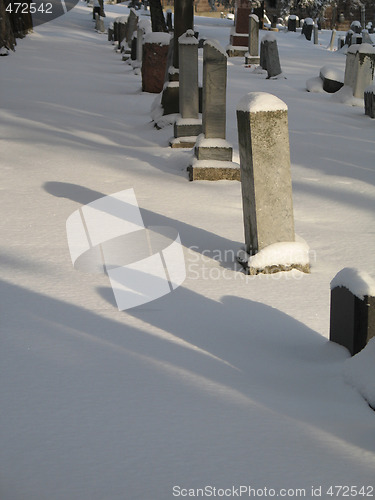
[104,16,375,359]
[245,16,282,78]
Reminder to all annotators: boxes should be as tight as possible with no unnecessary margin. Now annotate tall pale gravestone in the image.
[352,44,375,99]
[236,92,295,258]
[245,15,260,65]
[170,30,202,148]
[188,40,240,181]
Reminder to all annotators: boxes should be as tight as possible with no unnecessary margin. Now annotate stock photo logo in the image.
[66,189,186,311]
[6,0,80,27]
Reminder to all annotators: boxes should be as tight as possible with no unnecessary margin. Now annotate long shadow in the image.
[44,181,243,270]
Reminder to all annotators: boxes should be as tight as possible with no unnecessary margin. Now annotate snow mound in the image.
[306,76,324,93]
[249,242,310,269]
[344,337,375,409]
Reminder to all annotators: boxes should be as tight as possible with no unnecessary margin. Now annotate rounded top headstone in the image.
[237,92,288,113]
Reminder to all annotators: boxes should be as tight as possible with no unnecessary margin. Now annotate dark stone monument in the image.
[287,15,297,32]
[364,85,375,118]
[330,268,375,355]
[173,0,194,68]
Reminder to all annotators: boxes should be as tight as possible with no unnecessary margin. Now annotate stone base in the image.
[247,263,310,275]
[161,82,180,115]
[194,144,233,162]
[174,118,202,139]
[226,44,248,57]
[188,159,240,181]
[245,53,260,65]
[170,137,198,148]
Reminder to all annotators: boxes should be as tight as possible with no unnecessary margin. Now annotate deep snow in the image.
[1,3,375,499]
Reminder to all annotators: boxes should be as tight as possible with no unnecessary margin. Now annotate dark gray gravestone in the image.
[330,269,375,355]
[287,15,297,32]
[262,37,282,78]
[364,85,375,118]
[166,9,173,31]
[303,18,314,41]
[345,30,354,46]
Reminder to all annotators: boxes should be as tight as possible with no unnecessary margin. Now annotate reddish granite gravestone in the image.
[142,33,171,93]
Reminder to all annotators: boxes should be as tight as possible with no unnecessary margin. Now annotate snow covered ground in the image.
[1,3,375,499]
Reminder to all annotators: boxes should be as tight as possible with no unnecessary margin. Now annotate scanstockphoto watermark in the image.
[186,246,316,282]
[172,485,309,497]
[66,189,186,311]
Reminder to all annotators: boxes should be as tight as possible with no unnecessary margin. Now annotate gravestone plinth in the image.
[245,15,260,65]
[353,44,375,99]
[171,30,202,148]
[236,92,295,256]
[188,40,239,180]
[330,268,375,355]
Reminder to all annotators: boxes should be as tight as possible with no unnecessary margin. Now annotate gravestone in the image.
[328,29,336,50]
[351,20,362,34]
[166,9,173,32]
[287,15,297,32]
[136,27,143,64]
[364,84,375,118]
[303,18,314,41]
[142,33,171,93]
[330,268,375,355]
[116,16,128,50]
[245,15,260,65]
[236,92,295,255]
[171,30,202,148]
[261,35,282,78]
[313,24,318,45]
[361,29,373,45]
[345,29,354,46]
[108,23,114,42]
[227,0,253,56]
[188,40,240,181]
[344,44,359,87]
[352,44,375,99]
[125,9,138,45]
[319,66,344,93]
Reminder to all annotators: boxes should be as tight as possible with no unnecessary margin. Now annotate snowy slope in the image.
[1,3,375,499]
